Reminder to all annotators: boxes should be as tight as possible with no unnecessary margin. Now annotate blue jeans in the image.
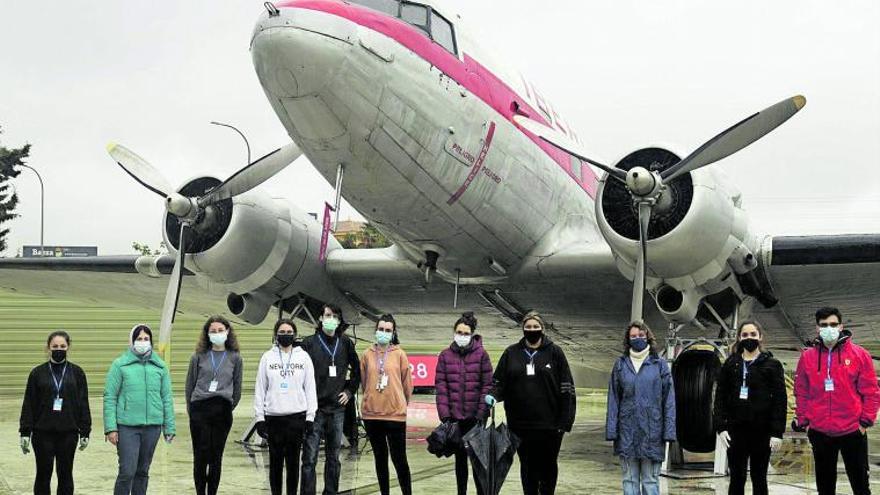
[301,408,345,495]
[621,457,661,495]
[114,425,161,495]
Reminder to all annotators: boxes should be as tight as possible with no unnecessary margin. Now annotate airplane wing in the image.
[755,234,880,353]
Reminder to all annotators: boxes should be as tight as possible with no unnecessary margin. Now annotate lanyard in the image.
[523,349,539,363]
[378,345,391,373]
[50,363,68,398]
[210,351,227,378]
[278,348,294,380]
[741,358,753,385]
[318,334,339,362]
[827,350,833,379]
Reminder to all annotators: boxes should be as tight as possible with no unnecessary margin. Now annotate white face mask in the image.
[209,332,228,346]
[453,334,472,348]
[133,341,152,355]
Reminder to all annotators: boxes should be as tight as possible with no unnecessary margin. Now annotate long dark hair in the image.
[733,320,766,354]
[622,320,658,355]
[196,315,240,352]
[453,312,477,333]
[315,303,349,334]
[46,330,71,347]
[377,313,400,345]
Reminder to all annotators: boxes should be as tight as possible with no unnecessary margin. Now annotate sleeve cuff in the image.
[860,419,874,428]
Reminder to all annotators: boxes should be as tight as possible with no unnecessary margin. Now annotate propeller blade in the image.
[630,202,652,322]
[661,95,806,182]
[157,223,187,356]
[106,143,173,198]
[199,142,302,206]
[512,116,626,181]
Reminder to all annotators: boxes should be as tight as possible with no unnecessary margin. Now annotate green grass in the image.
[0,289,512,399]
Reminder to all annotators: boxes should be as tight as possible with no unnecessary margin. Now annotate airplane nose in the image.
[251,6,355,98]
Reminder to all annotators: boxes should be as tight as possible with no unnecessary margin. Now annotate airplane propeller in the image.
[106,142,303,354]
[515,95,806,321]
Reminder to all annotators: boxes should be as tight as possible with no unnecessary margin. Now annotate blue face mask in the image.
[819,326,840,345]
[630,337,648,352]
[376,330,393,345]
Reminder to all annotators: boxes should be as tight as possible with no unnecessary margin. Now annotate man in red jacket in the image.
[794,306,880,495]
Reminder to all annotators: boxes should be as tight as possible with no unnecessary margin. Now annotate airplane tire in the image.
[672,348,723,453]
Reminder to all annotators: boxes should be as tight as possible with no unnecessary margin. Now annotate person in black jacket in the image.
[713,321,787,495]
[300,303,361,495]
[19,330,91,495]
[485,311,576,495]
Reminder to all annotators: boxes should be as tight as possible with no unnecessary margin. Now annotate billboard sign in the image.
[22,246,98,258]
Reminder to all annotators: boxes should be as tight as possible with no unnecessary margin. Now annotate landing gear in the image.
[672,346,723,452]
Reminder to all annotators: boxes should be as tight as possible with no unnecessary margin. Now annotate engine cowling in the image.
[162,177,346,324]
[596,147,759,323]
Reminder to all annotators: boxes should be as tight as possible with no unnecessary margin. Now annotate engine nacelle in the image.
[596,147,762,322]
[162,177,347,324]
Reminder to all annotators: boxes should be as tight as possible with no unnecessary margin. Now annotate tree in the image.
[361,223,391,248]
[0,127,28,254]
[132,241,167,256]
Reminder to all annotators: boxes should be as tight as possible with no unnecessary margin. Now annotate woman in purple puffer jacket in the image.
[435,312,494,495]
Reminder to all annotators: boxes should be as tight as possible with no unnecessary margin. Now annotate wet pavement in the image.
[1,391,879,494]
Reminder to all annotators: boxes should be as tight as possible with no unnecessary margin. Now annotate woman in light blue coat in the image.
[606,321,676,495]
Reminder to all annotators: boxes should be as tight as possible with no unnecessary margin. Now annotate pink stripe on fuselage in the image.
[275,0,598,198]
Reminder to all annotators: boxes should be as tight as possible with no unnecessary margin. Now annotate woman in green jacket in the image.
[104,324,176,495]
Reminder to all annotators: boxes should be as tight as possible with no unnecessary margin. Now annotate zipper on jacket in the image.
[143,362,148,425]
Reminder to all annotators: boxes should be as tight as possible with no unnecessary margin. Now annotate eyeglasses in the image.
[818,323,840,328]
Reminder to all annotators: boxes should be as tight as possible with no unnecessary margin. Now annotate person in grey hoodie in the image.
[185,315,244,495]
[254,318,318,495]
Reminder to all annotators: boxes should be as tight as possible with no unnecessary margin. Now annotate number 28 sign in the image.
[407,354,438,387]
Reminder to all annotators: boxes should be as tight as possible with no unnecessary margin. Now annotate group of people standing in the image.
[605,306,880,495]
[16,304,880,495]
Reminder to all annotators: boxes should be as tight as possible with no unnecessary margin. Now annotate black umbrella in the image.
[462,407,520,495]
[427,420,461,458]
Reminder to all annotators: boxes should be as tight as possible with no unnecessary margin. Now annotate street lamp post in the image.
[18,164,44,257]
[210,121,251,164]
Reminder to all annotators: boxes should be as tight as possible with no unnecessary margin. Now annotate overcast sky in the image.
[1,0,878,256]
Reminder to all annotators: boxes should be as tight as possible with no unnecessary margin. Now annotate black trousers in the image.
[454,419,484,495]
[190,397,233,495]
[363,420,411,495]
[343,398,358,448]
[32,430,79,495]
[267,413,307,495]
[511,428,563,495]
[809,429,871,495]
[727,426,771,495]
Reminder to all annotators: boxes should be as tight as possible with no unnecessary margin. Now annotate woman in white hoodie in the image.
[254,318,317,495]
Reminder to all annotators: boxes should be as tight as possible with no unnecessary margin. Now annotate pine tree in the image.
[0,127,29,254]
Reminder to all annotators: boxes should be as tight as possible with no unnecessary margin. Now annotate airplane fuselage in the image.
[251,0,601,281]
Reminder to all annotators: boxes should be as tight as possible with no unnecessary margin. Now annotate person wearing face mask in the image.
[484,311,576,495]
[185,315,244,495]
[254,318,318,495]
[19,330,91,495]
[605,321,675,495]
[435,312,493,495]
[360,314,413,495]
[104,324,176,495]
[793,307,880,495]
[713,321,786,495]
[300,304,361,495]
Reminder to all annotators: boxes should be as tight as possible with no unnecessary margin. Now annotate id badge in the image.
[209,380,219,392]
[280,381,290,394]
[739,386,749,400]
[52,397,63,412]
[329,365,337,378]
[825,378,835,392]
[380,373,389,389]
[526,363,535,376]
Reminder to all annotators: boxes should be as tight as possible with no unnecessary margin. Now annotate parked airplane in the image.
[3,0,879,454]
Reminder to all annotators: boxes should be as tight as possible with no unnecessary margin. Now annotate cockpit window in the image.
[347,0,458,56]
[349,0,399,16]
[431,11,456,54]
[400,4,429,34]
